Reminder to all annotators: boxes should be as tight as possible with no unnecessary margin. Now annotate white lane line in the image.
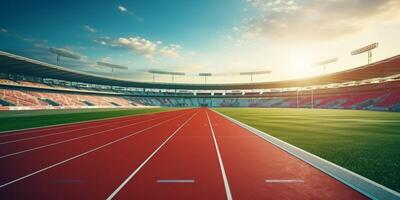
[106,111,199,200]
[206,110,233,200]
[0,109,179,138]
[0,116,151,145]
[0,111,190,189]
[0,117,129,138]
[265,179,304,183]
[0,113,173,159]
[157,179,195,183]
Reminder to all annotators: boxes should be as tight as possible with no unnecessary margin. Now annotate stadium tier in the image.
[1,51,400,111]
[1,77,400,111]
[0,88,137,109]
[127,80,400,111]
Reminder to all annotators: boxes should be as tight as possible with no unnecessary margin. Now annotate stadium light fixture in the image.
[49,47,81,65]
[240,70,272,82]
[312,57,338,73]
[148,70,186,83]
[97,61,128,73]
[148,70,157,82]
[351,42,379,64]
[198,73,212,84]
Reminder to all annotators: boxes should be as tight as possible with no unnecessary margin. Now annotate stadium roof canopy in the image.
[0,51,399,90]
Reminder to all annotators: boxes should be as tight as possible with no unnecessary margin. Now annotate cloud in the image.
[93,36,113,46]
[117,37,157,57]
[244,0,400,41]
[33,43,48,48]
[100,56,112,62]
[159,44,182,58]
[117,5,143,21]
[0,28,49,47]
[96,36,182,59]
[118,5,128,12]
[83,25,97,33]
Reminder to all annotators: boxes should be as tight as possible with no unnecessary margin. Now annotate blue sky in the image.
[1,0,400,83]
[0,1,246,53]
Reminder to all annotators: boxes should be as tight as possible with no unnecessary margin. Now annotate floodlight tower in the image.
[351,42,379,64]
[148,70,157,82]
[199,73,212,84]
[312,57,338,73]
[240,70,272,82]
[97,62,128,73]
[148,70,185,83]
[170,72,185,83]
[49,47,81,65]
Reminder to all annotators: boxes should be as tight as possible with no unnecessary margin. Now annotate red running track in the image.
[0,108,368,200]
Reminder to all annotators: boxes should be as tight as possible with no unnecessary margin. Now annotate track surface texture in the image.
[0,108,368,199]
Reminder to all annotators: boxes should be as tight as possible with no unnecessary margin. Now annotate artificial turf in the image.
[214,107,400,193]
[0,108,179,132]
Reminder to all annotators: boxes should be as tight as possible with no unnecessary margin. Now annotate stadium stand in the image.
[1,81,400,111]
[1,51,400,111]
[125,80,400,111]
[0,87,136,110]
[18,80,51,88]
[0,78,19,85]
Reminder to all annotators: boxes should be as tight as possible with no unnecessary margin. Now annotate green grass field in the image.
[0,108,179,132]
[214,108,400,193]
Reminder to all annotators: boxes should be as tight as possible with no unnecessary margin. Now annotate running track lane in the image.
[0,109,192,187]
[207,109,368,200]
[0,108,369,199]
[0,109,198,199]
[0,109,186,156]
[0,111,194,199]
[107,108,227,200]
[0,109,184,142]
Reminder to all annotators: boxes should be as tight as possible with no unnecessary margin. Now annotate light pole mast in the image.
[351,42,379,64]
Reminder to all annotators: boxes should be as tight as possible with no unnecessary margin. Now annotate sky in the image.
[1,0,400,84]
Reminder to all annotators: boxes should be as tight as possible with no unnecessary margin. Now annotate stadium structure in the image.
[2,0,400,199]
[1,49,400,200]
[1,51,400,111]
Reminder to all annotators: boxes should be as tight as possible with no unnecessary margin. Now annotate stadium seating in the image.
[0,89,48,106]
[0,88,136,109]
[126,81,400,111]
[1,76,400,111]
[18,81,51,88]
[0,78,19,85]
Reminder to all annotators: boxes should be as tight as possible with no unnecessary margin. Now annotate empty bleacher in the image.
[0,88,137,109]
[126,80,400,111]
[2,76,400,111]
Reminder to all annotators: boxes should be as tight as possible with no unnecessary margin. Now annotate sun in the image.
[288,55,315,79]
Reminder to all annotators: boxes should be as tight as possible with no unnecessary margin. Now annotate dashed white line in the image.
[157,179,195,183]
[265,179,304,183]
[106,111,199,200]
[0,111,189,188]
[206,110,233,200]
